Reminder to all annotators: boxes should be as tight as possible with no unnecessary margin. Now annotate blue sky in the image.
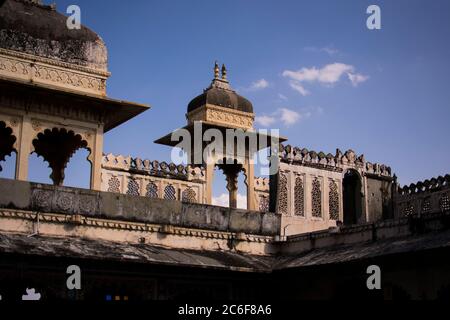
[2,0,450,198]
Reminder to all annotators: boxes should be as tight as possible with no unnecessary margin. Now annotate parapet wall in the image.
[395,174,450,218]
[280,145,392,177]
[0,178,281,236]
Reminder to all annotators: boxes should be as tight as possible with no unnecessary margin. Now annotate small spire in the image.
[221,64,227,80]
[214,61,220,79]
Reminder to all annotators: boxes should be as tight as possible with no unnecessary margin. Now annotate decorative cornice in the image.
[0,48,110,77]
[187,104,254,129]
[0,48,108,96]
[0,208,275,243]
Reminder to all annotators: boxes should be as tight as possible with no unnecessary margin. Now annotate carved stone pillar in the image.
[244,161,256,211]
[204,162,215,205]
[226,169,239,209]
[219,164,242,209]
[90,127,104,190]
[15,116,33,181]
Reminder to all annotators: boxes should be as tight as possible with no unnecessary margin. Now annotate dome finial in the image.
[221,64,227,81]
[214,61,220,79]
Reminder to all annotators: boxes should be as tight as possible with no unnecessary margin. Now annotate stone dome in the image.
[187,85,254,114]
[187,64,254,114]
[0,0,108,71]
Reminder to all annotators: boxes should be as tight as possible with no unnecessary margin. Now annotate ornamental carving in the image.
[277,173,288,215]
[31,120,41,132]
[403,202,414,216]
[182,187,197,203]
[294,176,304,216]
[421,197,431,214]
[78,195,97,214]
[146,182,159,198]
[440,194,450,212]
[107,176,120,193]
[0,51,108,95]
[9,117,19,127]
[312,177,322,218]
[56,193,73,212]
[329,180,339,220]
[259,195,269,212]
[32,190,53,210]
[164,185,176,200]
[127,179,140,196]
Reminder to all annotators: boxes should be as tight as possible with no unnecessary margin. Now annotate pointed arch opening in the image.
[0,121,17,179]
[30,128,91,187]
[343,169,363,225]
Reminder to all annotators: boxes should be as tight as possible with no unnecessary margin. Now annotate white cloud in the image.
[283,63,354,84]
[288,81,310,96]
[255,115,277,127]
[347,72,369,87]
[249,78,269,90]
[255,107,322,128]
[212,193,247,209]
[283,63,368,95]
[279,108,301,127]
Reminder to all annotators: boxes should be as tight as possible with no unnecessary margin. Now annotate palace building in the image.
[1,0,450,300]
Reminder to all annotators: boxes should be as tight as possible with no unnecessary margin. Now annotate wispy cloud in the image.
[255,106,322,128]
[304,46,339,56]
[255,115,277,127]
[283,63,369,95]
[278,93,288,101]
[279,108,301,126]
[248,78,269,91]
[288,81,310,96]
[212,193,247,209]
[347,72,369,87]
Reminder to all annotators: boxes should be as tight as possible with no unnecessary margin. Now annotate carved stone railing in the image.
[396,174,450,217]
[102,153,205,182]
[101,153,206,203]
[279,145,392,177]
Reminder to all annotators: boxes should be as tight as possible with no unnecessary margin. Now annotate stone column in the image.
[204,162,215,205]
[245,161,256,211]
[227,174,238,209]
[15,115,33,181]
[90,127,104,191]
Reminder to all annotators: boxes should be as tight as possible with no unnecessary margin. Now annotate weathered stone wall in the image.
[395,174,450,218]
[366,176,394,221]
[272,145,394,235]
[0,178,281,236]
